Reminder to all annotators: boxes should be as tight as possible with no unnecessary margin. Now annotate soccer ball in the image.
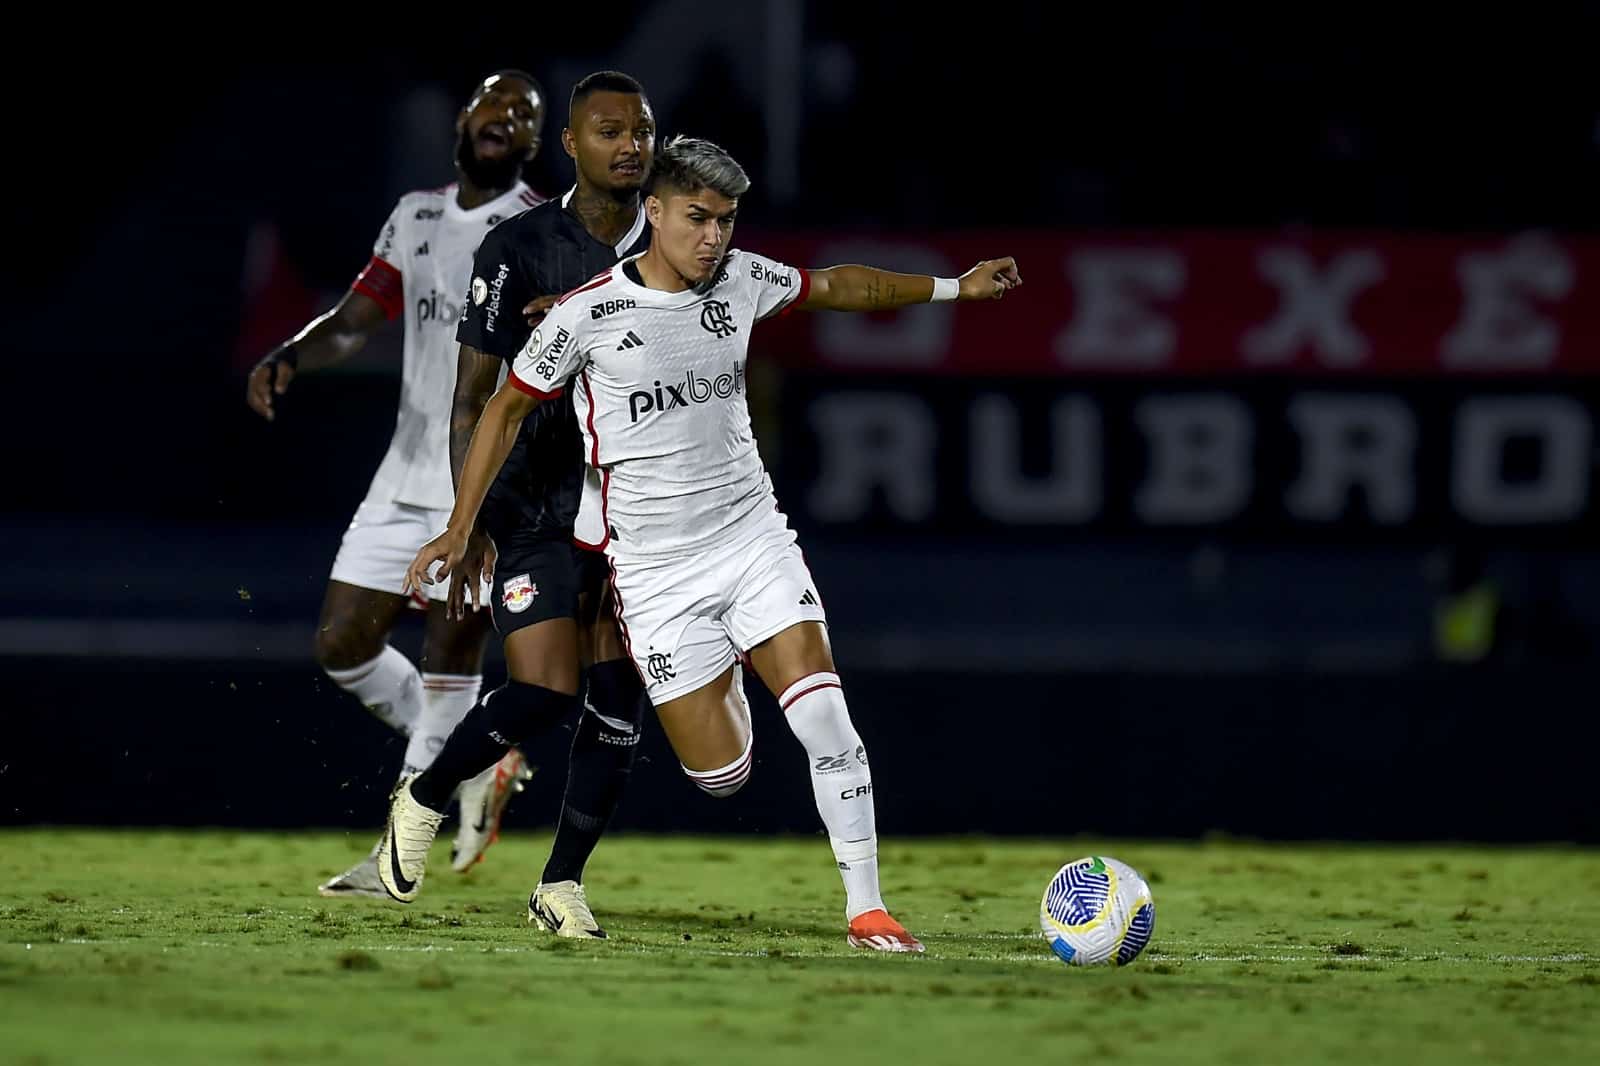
[1039,855,1156,966]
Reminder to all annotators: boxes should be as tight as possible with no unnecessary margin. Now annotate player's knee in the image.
[482,680,577,747]
[683,737,754,798]
[686,765,751,798]
[419,627,489,677]
[586,659,645,723]
[314,625,382,672]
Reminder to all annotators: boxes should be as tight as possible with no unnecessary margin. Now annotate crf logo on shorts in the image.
[646,653,676,683]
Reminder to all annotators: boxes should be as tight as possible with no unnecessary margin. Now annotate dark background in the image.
[4,8,1599,842]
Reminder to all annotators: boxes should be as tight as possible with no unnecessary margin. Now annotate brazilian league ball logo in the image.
[1039,855,1156,967]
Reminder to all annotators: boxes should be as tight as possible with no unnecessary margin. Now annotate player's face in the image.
[460,75,542,167]
[565,92,655,194]
[647,187,738,285]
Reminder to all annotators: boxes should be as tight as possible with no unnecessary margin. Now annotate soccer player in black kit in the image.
[376,72,753,936]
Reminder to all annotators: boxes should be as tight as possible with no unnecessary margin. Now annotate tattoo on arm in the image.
[860,274,900,310]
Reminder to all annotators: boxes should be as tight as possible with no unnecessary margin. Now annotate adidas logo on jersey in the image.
[628,364,745,423]
[799,589,819,607]
[616,330,646,350]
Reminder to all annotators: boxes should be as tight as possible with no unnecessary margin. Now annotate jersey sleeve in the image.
[508,299,588,400]
[456,222,537,361]
[741,251,811,323]
[350,201,406,320]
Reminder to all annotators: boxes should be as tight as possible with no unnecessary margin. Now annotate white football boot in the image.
[451,749,534,873]
[528,880,608,939]
[376,774,444,903]
[316,837,387,900]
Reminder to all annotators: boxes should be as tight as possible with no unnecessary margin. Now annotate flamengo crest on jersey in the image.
[509,249,807,558]
[360,182,542,511]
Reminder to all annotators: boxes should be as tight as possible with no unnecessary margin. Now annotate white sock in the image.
[837,855,882,920]
[406,674,483,775]
[779,671,885,920]
[324,646,422,736]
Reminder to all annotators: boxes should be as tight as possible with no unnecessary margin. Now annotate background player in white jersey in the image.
[245,71,546,897]
[402,135,1021,951]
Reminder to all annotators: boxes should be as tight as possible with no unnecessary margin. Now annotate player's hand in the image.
[958,257,1022,301]
[405,527,468,598]
[523,294,559,328]
[245,354,296,421]
[447,530,498,620]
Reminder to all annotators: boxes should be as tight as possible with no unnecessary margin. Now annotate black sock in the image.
[540,659,646,884]
[411,681,577,812]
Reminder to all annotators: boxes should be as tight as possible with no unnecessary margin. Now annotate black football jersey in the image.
[457,191,649,542]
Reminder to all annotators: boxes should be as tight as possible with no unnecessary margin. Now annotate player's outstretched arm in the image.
[800,257,1021,312]
[406,382,542,595]
[245,290,389,421]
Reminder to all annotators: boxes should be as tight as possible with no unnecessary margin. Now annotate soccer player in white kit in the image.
[245,71,545,896]
[402,135,1021,951]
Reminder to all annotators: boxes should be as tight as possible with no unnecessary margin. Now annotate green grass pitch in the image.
[2,830,1597,1064]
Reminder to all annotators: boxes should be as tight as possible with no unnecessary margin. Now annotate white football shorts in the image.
[608,511,828,704]
[329,496,489,607]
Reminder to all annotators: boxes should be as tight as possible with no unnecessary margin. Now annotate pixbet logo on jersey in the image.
[416,289,460,324]
[628,364,745,423]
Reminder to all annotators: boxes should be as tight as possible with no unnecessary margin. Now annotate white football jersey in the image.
[509,249,807,557]
[358,181,542,510]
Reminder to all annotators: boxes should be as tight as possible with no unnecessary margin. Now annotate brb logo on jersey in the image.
[628,364,745,423]
[591,298,637,320]
[699,299,737,338]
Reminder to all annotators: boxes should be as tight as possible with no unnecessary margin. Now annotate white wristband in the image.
[930,276,959,303]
